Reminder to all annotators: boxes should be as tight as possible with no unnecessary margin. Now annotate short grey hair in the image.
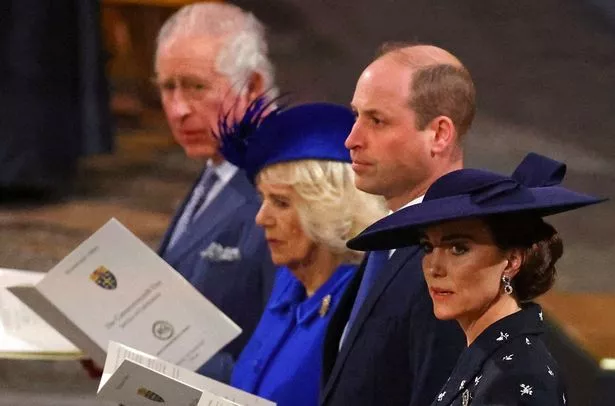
[257,160,388,264]
[156,2,276,95]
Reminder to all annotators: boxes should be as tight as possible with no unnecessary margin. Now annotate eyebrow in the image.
[269,193,290,201]
[258,191,290,201]
[350,104,384,116]
[153,74,209,83]
[440,233,475,242]
[361,108,385,117]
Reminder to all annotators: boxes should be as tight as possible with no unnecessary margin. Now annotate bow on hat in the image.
[428,153,567,205]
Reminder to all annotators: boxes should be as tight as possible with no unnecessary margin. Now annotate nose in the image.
[255,202,274,228]
[345,120,363,151]
[422,249,447,278]
[165,91,192,120]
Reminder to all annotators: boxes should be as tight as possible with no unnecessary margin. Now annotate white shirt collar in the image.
[388,195,424,257]
[208,159,238,184]
[389,194,425,215]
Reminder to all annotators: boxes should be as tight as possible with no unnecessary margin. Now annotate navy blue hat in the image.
[216,97,354,182]
[347,153,606,251]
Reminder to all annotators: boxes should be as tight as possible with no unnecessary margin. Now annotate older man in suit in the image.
[320,44,474,406]
[154,3,276,382]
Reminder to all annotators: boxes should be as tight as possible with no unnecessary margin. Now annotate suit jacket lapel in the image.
[321,246,420,400]
[162,171,249,265]
[321,259,365,386]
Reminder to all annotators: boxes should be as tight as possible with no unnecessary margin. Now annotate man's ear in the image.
[246,71,265,102]
[227,72,266,122]
[428,115,457,155]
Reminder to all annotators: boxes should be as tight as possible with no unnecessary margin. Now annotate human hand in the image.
[80,358,103,379]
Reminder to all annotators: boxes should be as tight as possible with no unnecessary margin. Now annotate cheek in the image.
[268,229,313,265]
[286,222,315,264]
[399,139,430,169]
[377,134,424,173]
[431,260,502,320]
[286,223,311,252]
[221,91,249,119]
[193,101,222,128]
[453,266,502,312]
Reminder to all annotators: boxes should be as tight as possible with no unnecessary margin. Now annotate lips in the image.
[180,129,205,138]
[430,287,454,298]
[351,160,372,172]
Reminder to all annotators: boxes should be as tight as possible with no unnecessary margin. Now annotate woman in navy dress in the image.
[217,100,386,406]
[347,153,605,405]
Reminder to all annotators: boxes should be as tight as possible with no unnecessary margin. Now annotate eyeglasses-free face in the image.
[155,35,244,161]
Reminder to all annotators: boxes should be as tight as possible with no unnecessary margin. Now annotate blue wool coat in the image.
[159,167,275,380]
[232,264,356,406]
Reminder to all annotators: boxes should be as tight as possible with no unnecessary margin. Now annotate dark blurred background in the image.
[0,0,614,405]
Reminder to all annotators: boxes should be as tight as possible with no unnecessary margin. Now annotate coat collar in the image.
[269,264,356,326]
[435,303,545,405]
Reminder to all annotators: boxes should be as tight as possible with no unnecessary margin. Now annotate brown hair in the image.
[377,42,476,137]
[485,215,563,302]
[410,65,475,137]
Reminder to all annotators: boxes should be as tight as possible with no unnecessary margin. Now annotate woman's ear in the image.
[504,249,523,279]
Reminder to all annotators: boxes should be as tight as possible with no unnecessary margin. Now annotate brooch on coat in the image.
[462,388,471,406]
[319,294,332,317]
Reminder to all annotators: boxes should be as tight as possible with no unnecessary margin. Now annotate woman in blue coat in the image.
[347,153,605,405]
[217,99,386,406]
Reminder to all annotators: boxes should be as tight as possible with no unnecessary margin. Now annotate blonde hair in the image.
[257,160,387,264]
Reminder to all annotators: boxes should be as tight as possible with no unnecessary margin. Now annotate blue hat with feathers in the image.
[347,153,606,251]
[216,96,354,182]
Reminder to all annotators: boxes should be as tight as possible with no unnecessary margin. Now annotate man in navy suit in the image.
[320,44,475,406]
[154,3,276,382]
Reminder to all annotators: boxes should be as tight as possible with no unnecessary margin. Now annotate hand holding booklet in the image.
[7,218,241,370]
[97,341,275,406]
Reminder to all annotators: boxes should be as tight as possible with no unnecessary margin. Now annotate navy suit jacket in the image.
[321,247,466,406]
[159,167,275,375]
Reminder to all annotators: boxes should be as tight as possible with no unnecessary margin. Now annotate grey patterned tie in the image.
[167,168,219,250]
[189,169,219,221]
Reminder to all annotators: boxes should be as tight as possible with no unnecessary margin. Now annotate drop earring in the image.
[502,275,513,295]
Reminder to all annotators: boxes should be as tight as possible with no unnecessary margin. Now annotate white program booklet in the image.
[0,268,81,360]
[8,218,241,369]
[98,341,275,406]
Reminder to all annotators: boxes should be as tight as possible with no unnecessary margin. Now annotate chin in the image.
[433,305,458,321]
[353,177,381,196]
[183,146,216,160]
[269,253,288,266]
